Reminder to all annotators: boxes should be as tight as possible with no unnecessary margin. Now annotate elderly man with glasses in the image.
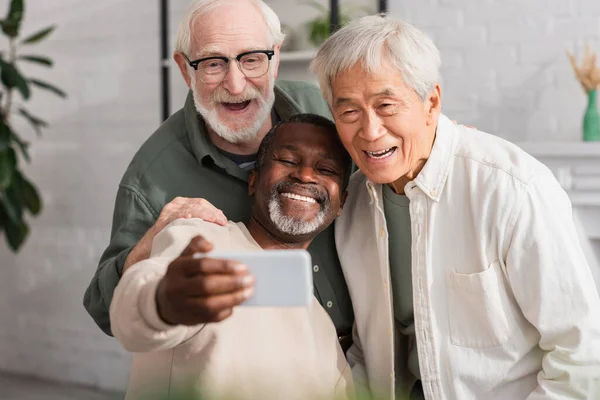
[83,0,354,350]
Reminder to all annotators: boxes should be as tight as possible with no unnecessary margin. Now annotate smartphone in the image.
[197,249,313,307]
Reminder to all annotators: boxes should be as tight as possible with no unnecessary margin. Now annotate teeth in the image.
[281,193,317,203]
[366,147,395,158]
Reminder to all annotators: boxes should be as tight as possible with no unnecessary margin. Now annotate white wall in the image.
[389,0,600,142]
[0,0,599,393]
[0,0,160,392]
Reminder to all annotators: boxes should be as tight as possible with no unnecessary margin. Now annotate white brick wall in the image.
[389,0,600,142]
[0,0,161,392]
[0,0,599,393]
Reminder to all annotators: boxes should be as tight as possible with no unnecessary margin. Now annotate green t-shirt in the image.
[383,184,421,382]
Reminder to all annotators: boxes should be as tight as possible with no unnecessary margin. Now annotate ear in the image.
[248,170,257,196]
[425,83,442,127]
[337,190,348,217]
[174,51,192,88]
[271,45,281,80]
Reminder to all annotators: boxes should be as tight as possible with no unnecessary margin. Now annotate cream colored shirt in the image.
[110,219,353,400]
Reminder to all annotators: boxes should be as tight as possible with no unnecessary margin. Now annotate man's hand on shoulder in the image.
[123,197,228,273]
[156,235,254,325]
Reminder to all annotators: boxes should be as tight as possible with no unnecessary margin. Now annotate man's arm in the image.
[110,220,253,352]
[506,173,600,399]
[110,257,203,352]
[84,186,155,336]
[84,185,228,336]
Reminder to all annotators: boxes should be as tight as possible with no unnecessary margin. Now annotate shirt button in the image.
[326,301,333,308]
[430,189,437,196]
[379,228,385,237]
[383,281,388,290]
[313,265,319,272]
[387,327,392,336]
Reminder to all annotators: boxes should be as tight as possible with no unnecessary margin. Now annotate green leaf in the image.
[18,55,53,67]
[0,59,30,99]
[1,0,24,37]
[0,181,22,225]
[0,200,28,251]
[0,148,16,189]
[5,0,24,24]
[18,107,48,136]
[0,121,10,152]
[19,173,41,215]
[30,78,66,98]
[11,133,30,162]
[21,25,55,45]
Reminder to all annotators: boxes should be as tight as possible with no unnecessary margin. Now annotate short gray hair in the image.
[175,0,285,55]
[310,14,441,105]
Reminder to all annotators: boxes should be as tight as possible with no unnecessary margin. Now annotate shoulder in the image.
[120,108,193,189]
[451,122,554,186]
[150,219,236,258]
[275,80,331,118]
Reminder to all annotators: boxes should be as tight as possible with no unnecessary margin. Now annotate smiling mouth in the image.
[280,192,318,204]
[364,147,397,160]
[222,100,251,111]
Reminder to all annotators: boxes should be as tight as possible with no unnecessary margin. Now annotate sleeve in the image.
[83,185,158,336]
[109,222,206,352]
[346,322,372,399]
[505,173,600,399]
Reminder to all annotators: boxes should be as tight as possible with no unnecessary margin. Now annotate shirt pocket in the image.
[446,260,519,349]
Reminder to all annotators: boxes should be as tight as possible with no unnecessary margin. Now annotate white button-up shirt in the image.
[335,115,600,400]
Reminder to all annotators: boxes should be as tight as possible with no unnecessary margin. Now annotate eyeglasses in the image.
[183,50,275,84]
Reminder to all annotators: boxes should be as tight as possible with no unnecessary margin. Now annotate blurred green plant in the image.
[0,0,66,251]
[304,1,372,47]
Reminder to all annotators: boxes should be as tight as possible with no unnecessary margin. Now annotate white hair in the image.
[268,192,329,236]
[174,0,285,55]
[310,14,441,105]
[189,68,276,143]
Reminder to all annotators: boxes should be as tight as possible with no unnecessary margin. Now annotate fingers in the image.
[186,256,247,275]
[180,235,214,257]
[157,197,228,230]
[200,209,227,226]
[185,272,254,296]
[189,288,254,320]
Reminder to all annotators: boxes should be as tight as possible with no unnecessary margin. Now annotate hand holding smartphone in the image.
[195,249,313,307]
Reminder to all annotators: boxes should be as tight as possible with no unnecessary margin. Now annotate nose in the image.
[359,110,387,142]
[221,61,247,95]
[290,165,318,184]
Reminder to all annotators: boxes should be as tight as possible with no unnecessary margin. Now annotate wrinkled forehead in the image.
[189,3,270,56]
[331,62,410,101]
[274,124,345,161]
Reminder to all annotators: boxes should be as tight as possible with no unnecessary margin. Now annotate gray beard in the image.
[190,74,275,144]
[267,191,330,236]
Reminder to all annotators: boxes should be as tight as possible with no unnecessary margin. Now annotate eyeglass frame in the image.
[182,49,275,82]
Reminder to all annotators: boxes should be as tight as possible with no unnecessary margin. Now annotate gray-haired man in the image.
[311,14,600,400]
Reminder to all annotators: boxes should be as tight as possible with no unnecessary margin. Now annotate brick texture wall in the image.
[389,0,600,142]
[0,0,598,392]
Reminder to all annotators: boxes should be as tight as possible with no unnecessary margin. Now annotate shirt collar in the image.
[364,114,457,203]
[413,114,457,202]
[182,82,304,183]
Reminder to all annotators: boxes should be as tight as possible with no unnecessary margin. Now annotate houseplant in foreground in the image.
[0,0,66,251]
